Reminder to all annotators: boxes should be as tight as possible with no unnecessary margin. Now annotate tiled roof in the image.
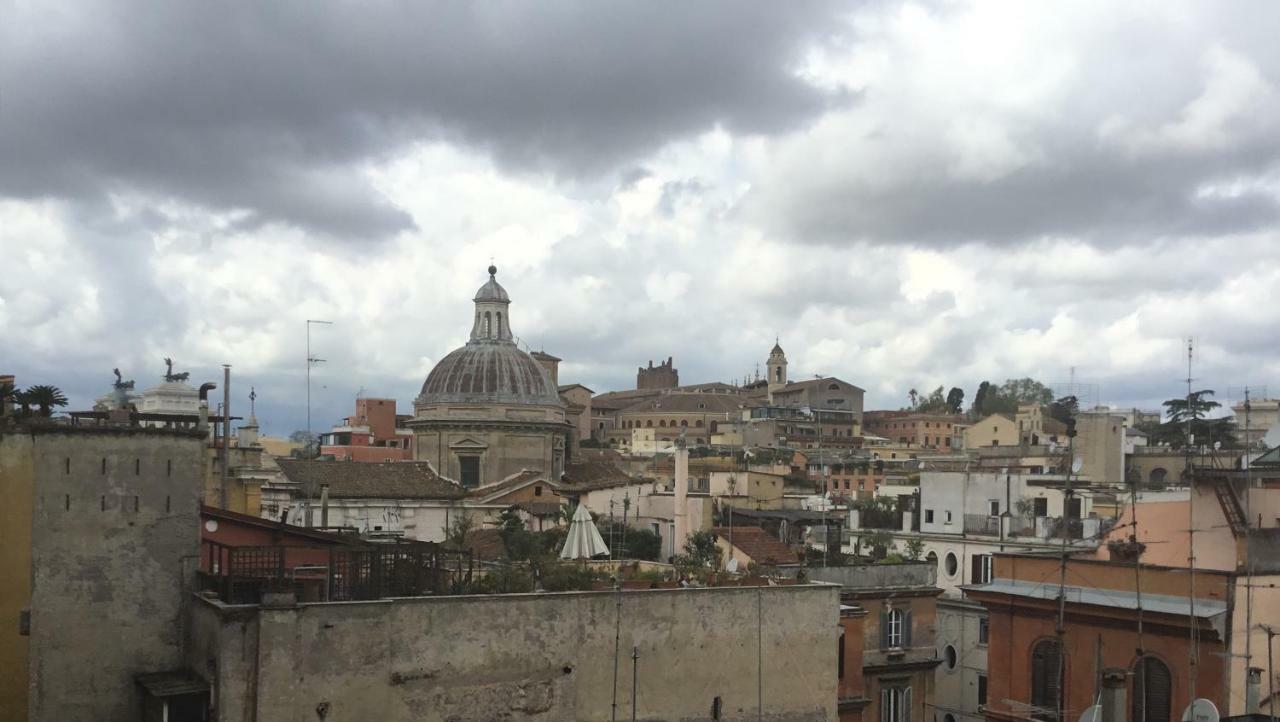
[715,526,798,566]
[775,377,866,394]
[561,460,640,490]
[276,459,465,500]
[617,392,748,415]
[468,470,555,501]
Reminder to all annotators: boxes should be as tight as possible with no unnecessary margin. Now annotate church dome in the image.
[415,265,561,408]
[417,343,560,406]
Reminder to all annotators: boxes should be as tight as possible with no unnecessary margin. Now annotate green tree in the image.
[0,380,18,417]
[945,387,965,415]
[23,385,68,417]
[675,530,722,571]
[443,510,476,550]
[903,537,925,561]
[1148,390,1239,450]
[916,386,948,413]
[1163,390,1220,424]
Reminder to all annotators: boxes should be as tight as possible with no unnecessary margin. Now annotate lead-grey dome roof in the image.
[474,265,510,302]
[417,343,560,406]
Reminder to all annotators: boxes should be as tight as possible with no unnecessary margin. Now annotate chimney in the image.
[198,383,217,434]
[673,434,689,556]
[1100,668,1126,722]
[320,484,330,528]
[1247,667,1263,713]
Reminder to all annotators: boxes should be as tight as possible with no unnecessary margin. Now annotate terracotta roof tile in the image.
[276,459,465,500]
[714,526,798,566]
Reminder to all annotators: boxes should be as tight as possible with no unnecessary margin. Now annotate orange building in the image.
[968,553,1231,722]
[319,396,414,461]
[863,411,964,450]
[814,563,942,722]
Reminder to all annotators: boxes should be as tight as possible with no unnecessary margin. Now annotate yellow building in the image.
[963,413,1018,448]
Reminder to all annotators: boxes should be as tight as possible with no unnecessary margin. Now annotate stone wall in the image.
[22,427,204,722]
[189,583,839,721]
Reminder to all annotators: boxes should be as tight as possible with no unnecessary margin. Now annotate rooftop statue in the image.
[163,357,190,383]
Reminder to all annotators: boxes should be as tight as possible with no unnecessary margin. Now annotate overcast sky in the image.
[3,1,1279,435]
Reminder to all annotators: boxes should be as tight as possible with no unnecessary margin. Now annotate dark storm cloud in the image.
[1,0,844,237]
[762,138,1280,247]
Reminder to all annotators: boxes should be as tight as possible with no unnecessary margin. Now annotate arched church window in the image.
[646,420,652,428]
[659,420,666,427]
[680,420,688,427]
[484,311,492,338]
[496,312,503,336]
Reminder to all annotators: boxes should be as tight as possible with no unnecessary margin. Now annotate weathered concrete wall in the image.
[193,584,839,721]
[25,428,204,722]
[0,433,36,722]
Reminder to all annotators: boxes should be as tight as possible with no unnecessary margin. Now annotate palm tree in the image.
[23,385,68,417]
[0,380,15,416]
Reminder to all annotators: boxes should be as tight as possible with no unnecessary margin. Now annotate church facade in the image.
[409,266,572,488]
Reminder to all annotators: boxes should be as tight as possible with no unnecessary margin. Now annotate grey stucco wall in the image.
[26,428,204,722]
[195,584,839,722]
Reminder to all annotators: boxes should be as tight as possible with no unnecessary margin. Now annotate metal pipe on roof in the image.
[221,365,230,510]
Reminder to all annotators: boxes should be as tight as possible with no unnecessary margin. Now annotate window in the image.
[925,509,934,524]
[534,485,542,497]
[943,644,957,670]
[838,631,846,679]
[987,500,999,516]
[882,607,910,649]
[1030,640,1062,720]
[944,510,953,524]
[458,456,481,489]
[978,617,990,645]
[926,551,938,565]
[971,554,994,584]
[881,685,911,722]
[1132,657,1171,722]
[944,552,959,577]
[977,674,988,708]
[1033,497,1048,517]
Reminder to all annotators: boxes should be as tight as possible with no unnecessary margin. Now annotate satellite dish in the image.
[1079,705,1101,722]
[1182,699,1219,722]
[726,557,740,573]
[918,461,927,470]
[1071,457,1084,474]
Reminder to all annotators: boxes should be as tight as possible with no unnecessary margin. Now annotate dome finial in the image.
[488,263,497,278]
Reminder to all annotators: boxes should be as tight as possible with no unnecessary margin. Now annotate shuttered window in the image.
[881,685,911,722]
[1132,657,1172,722]
[1030,639,1062,721]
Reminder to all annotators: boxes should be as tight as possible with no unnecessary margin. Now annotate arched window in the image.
[496,312,503,337]
[1030,639,1062,720]
[1132,657,1172,722]
[484,311,492,337]
[710,421,719,433]
[1149,468,1168,486]
[659,420,666,427]
[695,420,704,427]
[680,419,688,427]
[775,367,782,382]
[646,420,653,428]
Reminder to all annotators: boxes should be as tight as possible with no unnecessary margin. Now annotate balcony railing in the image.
[963,514,1000,535]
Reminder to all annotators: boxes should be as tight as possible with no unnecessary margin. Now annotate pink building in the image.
[319,397,414,461]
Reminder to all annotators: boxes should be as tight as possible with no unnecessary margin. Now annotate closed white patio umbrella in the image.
[559,503,610,560]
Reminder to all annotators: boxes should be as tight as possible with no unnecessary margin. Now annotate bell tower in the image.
[766,338,787,402]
